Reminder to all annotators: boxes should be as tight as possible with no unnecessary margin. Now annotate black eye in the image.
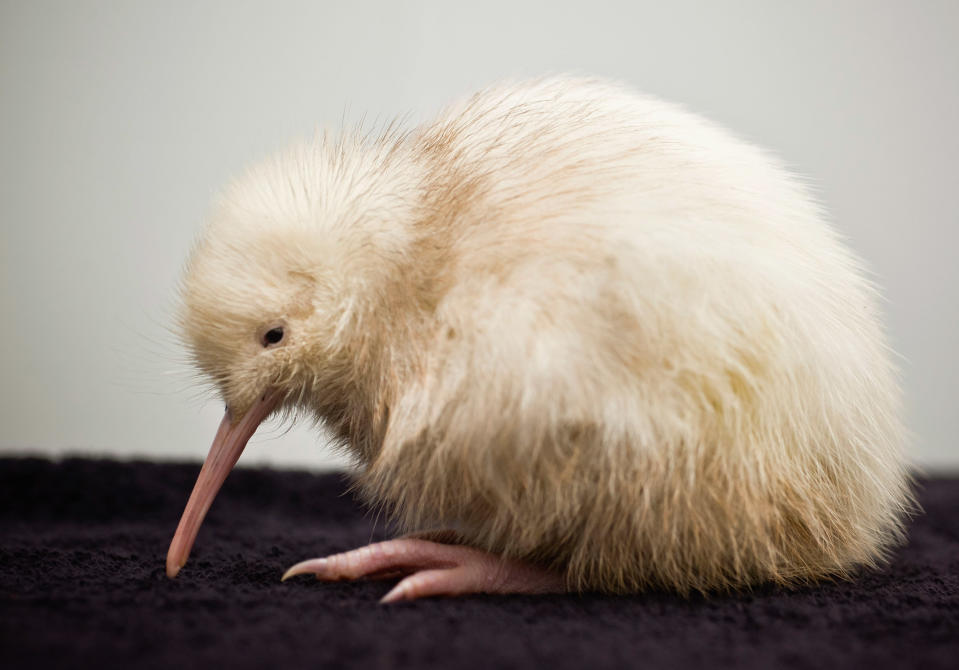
[262,327,284,347]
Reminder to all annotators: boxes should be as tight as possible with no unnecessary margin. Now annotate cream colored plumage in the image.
[171,76,913,595]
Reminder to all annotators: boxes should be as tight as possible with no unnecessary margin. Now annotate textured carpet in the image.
[0,457,956,669]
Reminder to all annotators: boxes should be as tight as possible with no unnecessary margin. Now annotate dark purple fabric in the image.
[1,457,956,669]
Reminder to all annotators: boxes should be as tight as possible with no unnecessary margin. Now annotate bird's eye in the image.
[261,326,285,347]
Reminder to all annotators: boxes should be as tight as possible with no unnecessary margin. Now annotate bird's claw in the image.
[282,538,566,603]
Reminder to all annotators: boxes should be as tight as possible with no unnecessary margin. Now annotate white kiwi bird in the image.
[165,76,913,602]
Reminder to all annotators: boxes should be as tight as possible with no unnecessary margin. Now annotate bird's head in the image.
[166,136,424,577]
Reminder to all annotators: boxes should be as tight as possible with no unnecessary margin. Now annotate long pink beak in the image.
[166,390,282,578]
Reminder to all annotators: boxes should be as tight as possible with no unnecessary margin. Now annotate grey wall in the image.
[1,0,956,470]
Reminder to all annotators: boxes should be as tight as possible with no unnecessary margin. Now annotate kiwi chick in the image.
[166,76,913,602]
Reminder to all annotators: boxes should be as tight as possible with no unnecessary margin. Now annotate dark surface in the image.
[0,457,956,670]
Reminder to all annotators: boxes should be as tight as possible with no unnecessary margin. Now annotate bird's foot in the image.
[282,538,566,603]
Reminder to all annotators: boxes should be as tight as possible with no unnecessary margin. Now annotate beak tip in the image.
[166,558,183,579]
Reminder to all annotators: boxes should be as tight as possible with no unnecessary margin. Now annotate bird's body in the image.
[169,76,912,597]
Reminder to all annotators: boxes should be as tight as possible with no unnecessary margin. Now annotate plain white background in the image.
[1,1,956,471]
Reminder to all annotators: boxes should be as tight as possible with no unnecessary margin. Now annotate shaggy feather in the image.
[179,76,913,593]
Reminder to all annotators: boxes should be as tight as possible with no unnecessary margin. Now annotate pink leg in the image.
[282,538,566,603]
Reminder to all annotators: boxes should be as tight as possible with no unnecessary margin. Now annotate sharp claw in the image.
[379,581,408,604]
[281,557,328,581]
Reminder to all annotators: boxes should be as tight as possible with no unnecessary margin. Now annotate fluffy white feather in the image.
[179,76,913,592]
